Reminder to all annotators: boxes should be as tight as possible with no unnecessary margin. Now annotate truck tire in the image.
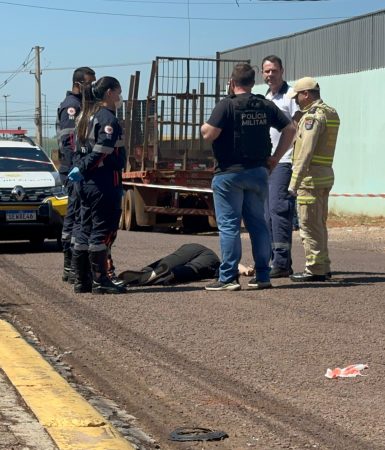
[119,195,126,230]
[124,189,139,231]
[208,216,217,229]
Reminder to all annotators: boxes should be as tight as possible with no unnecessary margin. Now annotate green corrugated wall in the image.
[253,69,385,217]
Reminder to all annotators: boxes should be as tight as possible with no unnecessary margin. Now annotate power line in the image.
[0,61,152,75]
[0,48,35,90]
[105,0,329,4]
[0,1,347,21]
[42,61,153,71]
[1,108,35,113]
[3,99,35,104]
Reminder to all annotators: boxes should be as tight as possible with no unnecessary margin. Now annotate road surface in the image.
[0,225,384,449]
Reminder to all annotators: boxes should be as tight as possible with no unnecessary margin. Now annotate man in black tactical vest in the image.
[201,63,296,291]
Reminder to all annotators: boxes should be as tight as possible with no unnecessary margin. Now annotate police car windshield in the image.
[0,147,55,172]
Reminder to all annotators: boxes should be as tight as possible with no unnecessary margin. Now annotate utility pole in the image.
[3,94,10,130]
[33,46,43,146]
[42,93,46,147]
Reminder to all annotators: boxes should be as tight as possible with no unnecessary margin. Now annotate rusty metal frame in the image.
[152,56,250,170]
[124,55,250,176]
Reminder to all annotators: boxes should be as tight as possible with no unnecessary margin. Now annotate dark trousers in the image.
[75,182,121,252]
[61,180,81,252]
[148,243,220,283]
[265,163,295,271]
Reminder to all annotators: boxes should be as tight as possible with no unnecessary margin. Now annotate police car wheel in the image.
[29,237,45,249]
[56,236,63,251]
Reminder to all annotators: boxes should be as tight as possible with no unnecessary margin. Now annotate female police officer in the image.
[69,76,126,294]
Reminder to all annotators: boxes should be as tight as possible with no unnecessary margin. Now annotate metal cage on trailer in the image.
[120,54,249,231]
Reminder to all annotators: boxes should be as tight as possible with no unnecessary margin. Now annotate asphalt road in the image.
[0,226,384,450]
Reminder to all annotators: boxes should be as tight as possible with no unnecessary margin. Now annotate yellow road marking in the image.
[0,320,135,450]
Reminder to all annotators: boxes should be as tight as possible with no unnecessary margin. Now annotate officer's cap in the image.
[286,77,320,99]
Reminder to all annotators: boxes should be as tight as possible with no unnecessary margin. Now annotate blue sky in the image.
[0,0,383,139]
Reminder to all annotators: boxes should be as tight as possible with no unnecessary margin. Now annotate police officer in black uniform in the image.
[68,76,126,295]
[56,67,96,282]
[201,63,296,291]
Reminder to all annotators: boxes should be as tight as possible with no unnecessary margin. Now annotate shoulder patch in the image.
[314,108,327,121]
[67,107,76,116]
[104,125,114,135]
[305,118,315,130]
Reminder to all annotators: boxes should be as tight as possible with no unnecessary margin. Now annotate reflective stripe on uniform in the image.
[311,154,333,166]
[61,231,71,241]
[272,242,291,250]
[89,243,108,251]
[57,128,74,139]
[74,243,89,251]
[93,144,114,154]
[297,195,316,205]
[302,175,334,188]
[326,119,340,127]
[306,253,329,264]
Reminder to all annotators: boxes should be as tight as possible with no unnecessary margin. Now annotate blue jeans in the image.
[212,167,271,283]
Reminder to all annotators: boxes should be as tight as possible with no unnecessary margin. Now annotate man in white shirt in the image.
[262,55,299,278]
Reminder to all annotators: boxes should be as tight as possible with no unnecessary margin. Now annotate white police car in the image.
[0,130,67,247]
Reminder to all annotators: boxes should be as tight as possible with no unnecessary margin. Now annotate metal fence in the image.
[154,56,248,165]
[124,56,249,171]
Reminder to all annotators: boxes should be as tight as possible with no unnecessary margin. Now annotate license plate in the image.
[5,210,37,221]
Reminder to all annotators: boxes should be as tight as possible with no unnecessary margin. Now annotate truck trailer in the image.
[119,55,249,232]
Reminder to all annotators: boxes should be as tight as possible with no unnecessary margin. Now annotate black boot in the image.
[107,256,125,287]
[73,250,93,293]
[62,247,73,282]
[67,250,77,284]
[90,250,126,295]
[117,263,170,286]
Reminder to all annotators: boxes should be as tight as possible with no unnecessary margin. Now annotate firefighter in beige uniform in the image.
[286,77,340,282]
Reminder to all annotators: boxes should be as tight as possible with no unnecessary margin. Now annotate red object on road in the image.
[325,364,368,379]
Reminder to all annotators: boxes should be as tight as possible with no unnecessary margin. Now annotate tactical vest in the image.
[231,94,272,162]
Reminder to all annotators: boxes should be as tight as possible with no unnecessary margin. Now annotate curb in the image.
[0,320,135,450]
